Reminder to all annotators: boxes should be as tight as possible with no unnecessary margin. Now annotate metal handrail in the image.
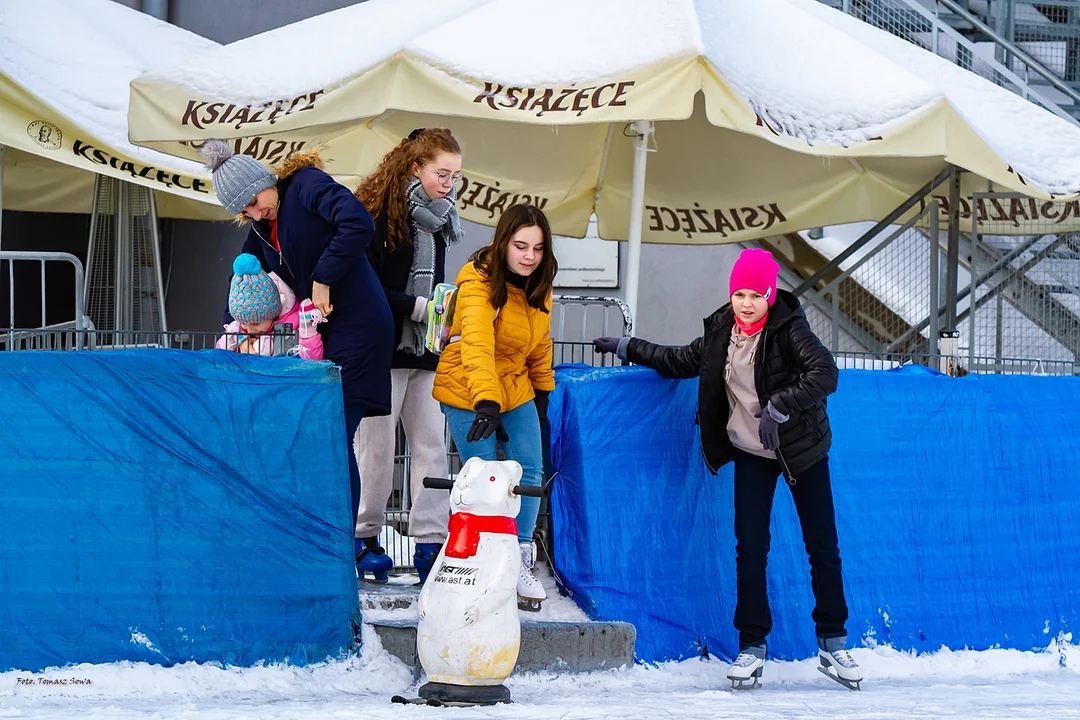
[833,0,1080,125]
[934,0,1080,108]
[1,251,91,335]
[552,295,634,338]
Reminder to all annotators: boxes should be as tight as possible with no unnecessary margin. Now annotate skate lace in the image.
[518,563,541,587]
[734,652,761,667]
[831,649,857,668]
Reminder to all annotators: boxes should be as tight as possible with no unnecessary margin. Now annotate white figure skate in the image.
[517,542,546,612]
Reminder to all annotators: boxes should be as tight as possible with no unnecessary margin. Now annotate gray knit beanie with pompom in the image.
[198,139,278,215]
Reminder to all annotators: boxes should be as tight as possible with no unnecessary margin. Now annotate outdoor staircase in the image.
[820,0,1080,123]
[762,223,1080,372]
[792,0,1080,371]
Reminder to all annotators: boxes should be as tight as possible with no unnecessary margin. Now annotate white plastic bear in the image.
[416,457,523,686]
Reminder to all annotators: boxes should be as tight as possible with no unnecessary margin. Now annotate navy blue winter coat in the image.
[226,151,393,414]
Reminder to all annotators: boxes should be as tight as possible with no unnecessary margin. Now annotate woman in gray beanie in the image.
[200,140,394,568]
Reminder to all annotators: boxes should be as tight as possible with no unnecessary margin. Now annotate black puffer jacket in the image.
[625,290,838,479]
[365,202,448,372]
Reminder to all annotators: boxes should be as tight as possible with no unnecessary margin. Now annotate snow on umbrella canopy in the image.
[127,0,1080,243]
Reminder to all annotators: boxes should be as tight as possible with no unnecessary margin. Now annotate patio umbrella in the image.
[127,0,1080,322]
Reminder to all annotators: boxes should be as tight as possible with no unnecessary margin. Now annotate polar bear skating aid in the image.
[391,457,546,707]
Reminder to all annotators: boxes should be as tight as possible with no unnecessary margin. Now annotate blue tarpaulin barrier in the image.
[0,350,358,672]
[549,364,1080,663]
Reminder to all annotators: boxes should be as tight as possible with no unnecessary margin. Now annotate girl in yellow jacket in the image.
[433,204,557,610]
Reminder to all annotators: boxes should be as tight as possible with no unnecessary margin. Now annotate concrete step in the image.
[359,577,420,613]
[359,574,636,676]
[370,618,636,677]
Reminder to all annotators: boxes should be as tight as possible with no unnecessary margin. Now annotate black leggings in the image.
[732,450,848,650]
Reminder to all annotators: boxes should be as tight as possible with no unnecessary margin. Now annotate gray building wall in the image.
[114,0,746,345]
[166,0,366,44]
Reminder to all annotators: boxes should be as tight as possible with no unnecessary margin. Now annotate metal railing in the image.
[0,328,301,354]
[992,0,1080,103]
[0,252,91,351]
[821,0,1080,123]
[798,202,947,361]
[832,349,1076,374]
[792,185,1080,376]
[934,0,1080,111]
[967,192,1080,371]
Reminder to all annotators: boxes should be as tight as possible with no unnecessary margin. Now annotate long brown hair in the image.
[354,128,462,253]
[471,204,557,312]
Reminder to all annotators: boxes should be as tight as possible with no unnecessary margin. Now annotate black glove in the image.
[533,389,550,421]
[593,337,621,354]
[467,401,510,443]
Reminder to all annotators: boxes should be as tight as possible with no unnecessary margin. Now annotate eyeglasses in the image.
[423,165,465,186]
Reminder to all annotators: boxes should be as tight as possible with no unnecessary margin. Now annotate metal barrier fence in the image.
[969,192,1080,372]
[832,349,1075,375]
[1,251,90,342]
[1,292,632,576]
[0,329,299,355]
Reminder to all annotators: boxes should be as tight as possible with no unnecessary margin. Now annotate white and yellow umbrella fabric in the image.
[0,0,228,221]
[127,0,1080,318]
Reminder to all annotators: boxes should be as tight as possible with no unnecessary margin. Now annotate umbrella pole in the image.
[625,121,653,336]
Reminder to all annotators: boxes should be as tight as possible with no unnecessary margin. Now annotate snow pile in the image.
[0,0,215,173]
[127,0,1080,196]
[138,0,703,102]
[697,0,942,147]
[136,0,492,105]
[412,0,702,87]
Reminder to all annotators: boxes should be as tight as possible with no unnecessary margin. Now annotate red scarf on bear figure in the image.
[444,512,518,559]
[734,312,768,337]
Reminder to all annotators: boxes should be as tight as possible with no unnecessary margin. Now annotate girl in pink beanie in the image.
[593,247,860,690]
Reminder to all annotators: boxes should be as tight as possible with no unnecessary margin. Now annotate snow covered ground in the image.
[5,553,1077,719]
[5,568,1078,719]
[3,633,1078,720]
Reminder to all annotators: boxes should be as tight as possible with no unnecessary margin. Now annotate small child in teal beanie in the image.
[216,253,326,358]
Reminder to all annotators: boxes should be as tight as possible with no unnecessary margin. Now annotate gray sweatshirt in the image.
[724,326,774,459]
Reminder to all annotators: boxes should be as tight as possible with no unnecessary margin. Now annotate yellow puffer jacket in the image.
[433,261,555,412]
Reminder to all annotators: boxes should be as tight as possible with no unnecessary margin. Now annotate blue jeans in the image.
[442,401,543,544]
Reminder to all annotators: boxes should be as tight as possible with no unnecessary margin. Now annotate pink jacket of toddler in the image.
[216,272,325,360]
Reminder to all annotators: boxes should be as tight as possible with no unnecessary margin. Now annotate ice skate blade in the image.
[517,597,542,612]
[728,677,761,691]
[817,665,861,691]
[727,666,763,690]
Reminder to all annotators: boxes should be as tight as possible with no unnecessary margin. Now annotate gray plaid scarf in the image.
[400,176,463,354]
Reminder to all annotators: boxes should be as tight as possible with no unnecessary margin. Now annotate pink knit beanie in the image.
[729,248,780,307]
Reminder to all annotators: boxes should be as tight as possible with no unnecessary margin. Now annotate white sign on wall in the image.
[552,216,619,289]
